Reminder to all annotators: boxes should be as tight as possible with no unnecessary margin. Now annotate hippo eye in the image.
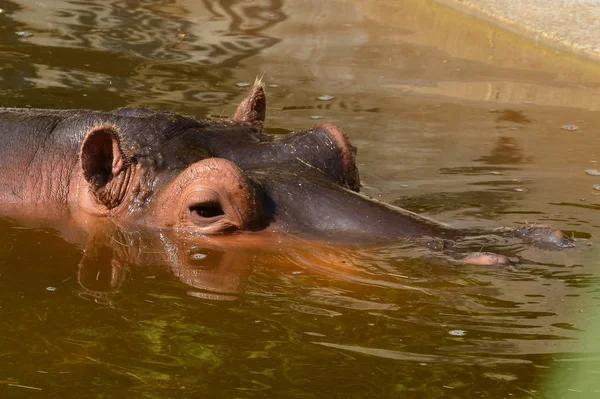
[189,203,225,220]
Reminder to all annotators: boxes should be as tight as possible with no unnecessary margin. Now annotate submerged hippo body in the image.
[0,82,573,260]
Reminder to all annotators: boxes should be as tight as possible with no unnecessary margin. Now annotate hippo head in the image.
[69,81,429,243]
[68,80,576,252]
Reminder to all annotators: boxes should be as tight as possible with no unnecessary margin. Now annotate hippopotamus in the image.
[0,80,574,268]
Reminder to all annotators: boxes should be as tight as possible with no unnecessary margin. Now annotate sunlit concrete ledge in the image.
[434,0,600,62]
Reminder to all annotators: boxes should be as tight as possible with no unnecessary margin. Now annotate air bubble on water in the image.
[16,31,33,37]
[593,185,600,191]
[561,124,579,131]
[317,95,334,101]
[448,329,466,336]
[191,253,207,260]
[310,116,323,120]
[46,286,56,292]
[236,82,250,87]
[586,169,600,176]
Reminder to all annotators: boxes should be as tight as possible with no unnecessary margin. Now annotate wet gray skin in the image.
[0,83,574,263]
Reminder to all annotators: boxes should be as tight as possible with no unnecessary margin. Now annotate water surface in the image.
[1,0,599,397]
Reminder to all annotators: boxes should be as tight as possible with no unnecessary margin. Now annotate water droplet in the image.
[191,253,207,260]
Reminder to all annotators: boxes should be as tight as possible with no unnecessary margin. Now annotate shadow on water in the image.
[0,0,599,397]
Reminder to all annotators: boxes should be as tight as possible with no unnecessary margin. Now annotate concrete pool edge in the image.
[433,0,600,62]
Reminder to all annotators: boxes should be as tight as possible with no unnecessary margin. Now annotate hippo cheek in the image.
[153,158,265,234]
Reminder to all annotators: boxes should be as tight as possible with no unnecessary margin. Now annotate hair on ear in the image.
[233,80,266,127]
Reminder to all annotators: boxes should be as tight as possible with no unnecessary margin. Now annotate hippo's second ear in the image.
[80,126,130,210]
[233,80,266,127]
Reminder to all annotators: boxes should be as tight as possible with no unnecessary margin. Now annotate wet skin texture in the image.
[0,82,574,265]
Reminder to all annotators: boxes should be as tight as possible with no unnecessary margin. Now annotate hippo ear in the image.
[233,80,266,127]
[80,126,130,209]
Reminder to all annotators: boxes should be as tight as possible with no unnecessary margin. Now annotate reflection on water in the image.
[0,0,599,397]
[10,0,284,62]
[474,136,533,165]
[493,109,532,125]
[0,214,589,397]
[0,0,285,110]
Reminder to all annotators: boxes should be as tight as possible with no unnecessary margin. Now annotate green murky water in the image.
[1,1,600,397]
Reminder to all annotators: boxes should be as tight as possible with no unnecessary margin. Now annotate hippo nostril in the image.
[189,203,225,220]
